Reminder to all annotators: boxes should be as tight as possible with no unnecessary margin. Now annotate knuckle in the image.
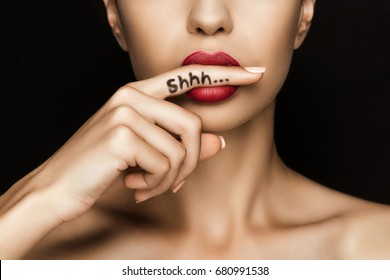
[107,125,134,148]
[110,105,137,124]
[161,138,186,169]
[187,113,202,132]
[172,143,186,164]
[110,86,135,106]
[159,158,170,175]
[106,125,138,167]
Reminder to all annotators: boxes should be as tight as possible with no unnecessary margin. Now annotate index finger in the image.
[129,65,265,100]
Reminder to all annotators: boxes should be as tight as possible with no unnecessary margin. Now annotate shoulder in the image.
[296,177,390,259]
[340,202,390,259]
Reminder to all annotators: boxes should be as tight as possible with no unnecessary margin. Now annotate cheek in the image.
[236,2,300,68]
[122,24,166,79]
[254,8,299,92]
[232,3,301,110]
[118,2,186,80]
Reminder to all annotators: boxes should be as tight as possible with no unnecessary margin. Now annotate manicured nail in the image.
[136,197,149,204]
[244,67,266,74]
[219,136,226,150]
[172,181,186,193]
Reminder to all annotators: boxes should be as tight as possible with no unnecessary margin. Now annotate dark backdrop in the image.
[1,0,389,204]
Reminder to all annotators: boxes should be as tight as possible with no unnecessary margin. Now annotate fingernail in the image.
[172,181,186,194]
[136,197,149,204]
[244,67,266,74]
[219,136,226,150]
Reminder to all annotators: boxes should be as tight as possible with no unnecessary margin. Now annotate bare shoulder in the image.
[294,175,390,259]
[340,202,390,259]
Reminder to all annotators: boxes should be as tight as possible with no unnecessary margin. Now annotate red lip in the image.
[182,51,240,103]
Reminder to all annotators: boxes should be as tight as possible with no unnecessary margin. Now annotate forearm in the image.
[0,189,61,259]
[0,159,49,214]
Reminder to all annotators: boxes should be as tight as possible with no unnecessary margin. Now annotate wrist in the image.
[26,188,66,228]
[0,189,63,259]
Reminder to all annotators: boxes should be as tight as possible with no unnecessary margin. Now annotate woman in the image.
[1,0,389,259]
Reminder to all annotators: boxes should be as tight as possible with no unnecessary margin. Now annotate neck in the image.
[174,101,290,238]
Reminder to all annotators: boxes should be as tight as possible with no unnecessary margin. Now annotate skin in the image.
[1,0,389,259]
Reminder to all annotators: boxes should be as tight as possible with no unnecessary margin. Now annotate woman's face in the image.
[109,0,313,131]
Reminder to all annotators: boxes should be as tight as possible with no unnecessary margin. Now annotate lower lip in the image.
[186,86,239,103]
[182,51,240,103]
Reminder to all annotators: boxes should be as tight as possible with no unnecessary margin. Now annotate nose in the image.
[187,0,233,35]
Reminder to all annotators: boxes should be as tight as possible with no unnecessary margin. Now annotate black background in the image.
[0,0,389,204]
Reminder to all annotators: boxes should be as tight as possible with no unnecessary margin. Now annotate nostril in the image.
[195,27,225,35]
[187,3,233,36]
[196,27,204,34]
[216,27,224,33]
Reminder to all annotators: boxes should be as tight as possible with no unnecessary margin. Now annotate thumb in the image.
[199,134,226,161]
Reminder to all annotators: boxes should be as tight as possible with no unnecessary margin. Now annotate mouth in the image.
[181,51,240,103]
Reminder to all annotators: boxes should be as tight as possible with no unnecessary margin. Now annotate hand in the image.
[22,65,264,222]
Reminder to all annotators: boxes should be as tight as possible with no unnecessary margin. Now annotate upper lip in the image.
[182,50,240,67]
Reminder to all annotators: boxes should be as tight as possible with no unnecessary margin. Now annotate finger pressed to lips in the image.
[84,65,264,130]
[130,65,265,99]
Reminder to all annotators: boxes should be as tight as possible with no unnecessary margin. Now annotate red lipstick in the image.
[182,51,240,103]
